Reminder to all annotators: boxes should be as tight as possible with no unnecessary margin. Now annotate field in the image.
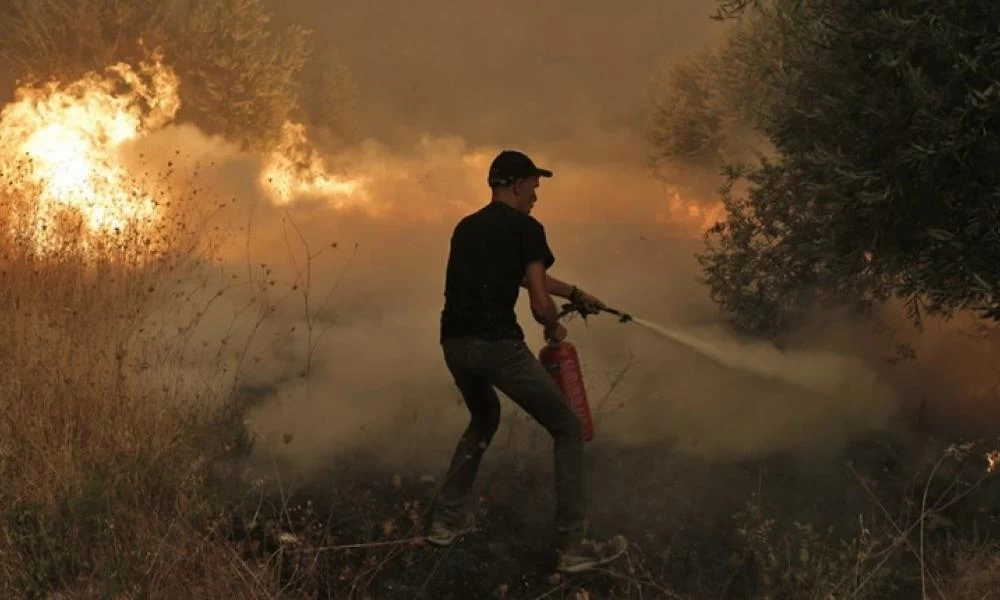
[3,223,998,600]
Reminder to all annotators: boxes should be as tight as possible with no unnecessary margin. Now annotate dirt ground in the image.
[226,426,1000,599]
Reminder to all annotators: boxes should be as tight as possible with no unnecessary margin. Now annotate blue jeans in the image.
[435,336,586,548]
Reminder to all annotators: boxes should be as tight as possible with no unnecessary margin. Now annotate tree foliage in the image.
[0,0,355,149]
[655,0,1000,336]
[711,0,761,21]
[646,22,772,173]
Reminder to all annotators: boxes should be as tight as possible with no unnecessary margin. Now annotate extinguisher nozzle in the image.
[558,302,634,324]
[601,307,633,323]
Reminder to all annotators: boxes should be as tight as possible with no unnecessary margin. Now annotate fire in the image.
[0,55,371,258]
[261,121,371,210]
[655,187,726,234]
[0,56,179,251]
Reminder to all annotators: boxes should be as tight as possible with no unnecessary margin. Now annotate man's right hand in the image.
[544,322,567,345]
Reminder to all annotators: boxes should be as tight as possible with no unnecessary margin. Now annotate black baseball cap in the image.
[487,149,553,187]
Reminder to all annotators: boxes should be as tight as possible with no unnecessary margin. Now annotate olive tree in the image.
[653,0,1000,336]
[646,20,771,173]
[0,0,355,149]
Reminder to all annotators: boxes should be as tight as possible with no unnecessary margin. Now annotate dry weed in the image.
[0,161,282,597]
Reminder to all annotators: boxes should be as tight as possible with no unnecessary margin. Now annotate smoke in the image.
[261,0,724,156]
[117,122,902,476]
[94,0,1000,479]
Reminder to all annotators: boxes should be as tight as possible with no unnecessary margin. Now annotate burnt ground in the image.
[220,428,1000,599]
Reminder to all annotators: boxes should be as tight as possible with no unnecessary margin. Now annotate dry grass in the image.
[0,163,285,598]
[0,169,999,598]
[945,541,1000,599]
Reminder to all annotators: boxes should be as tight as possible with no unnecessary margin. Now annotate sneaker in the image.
[556,534,629,574]
[425,514,476,547]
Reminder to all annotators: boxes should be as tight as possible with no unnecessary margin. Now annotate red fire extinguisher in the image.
[539,340,594,442]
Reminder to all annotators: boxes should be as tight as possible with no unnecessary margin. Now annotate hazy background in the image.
[117,0,1000,477]
[263,0,723,159]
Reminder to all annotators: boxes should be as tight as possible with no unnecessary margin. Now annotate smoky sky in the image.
[264,0,723,157]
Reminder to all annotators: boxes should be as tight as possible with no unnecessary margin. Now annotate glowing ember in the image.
[261,121,369,209]
[987,450,1000,474]
[0,55,179,250]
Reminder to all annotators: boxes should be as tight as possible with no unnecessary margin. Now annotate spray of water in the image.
[629,316,881,397]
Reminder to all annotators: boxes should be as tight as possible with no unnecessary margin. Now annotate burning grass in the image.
[0,54,368,262]
[0,52,367,597]
[0,162,281,596]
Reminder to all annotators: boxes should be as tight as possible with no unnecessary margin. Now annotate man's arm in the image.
[524,261,565,341]
[523,261,560,330]
[521,272,608,315]
[520,272,576,299]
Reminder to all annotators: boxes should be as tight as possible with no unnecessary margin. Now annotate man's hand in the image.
[544,322,568,345]
[570,287,607,316]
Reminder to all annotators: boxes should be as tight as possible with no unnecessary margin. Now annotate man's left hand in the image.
[570,287,606,316]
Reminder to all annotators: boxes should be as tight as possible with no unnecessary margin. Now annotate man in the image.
[428,149,628,574]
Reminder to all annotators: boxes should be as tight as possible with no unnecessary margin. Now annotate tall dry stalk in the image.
[0,158,284,597]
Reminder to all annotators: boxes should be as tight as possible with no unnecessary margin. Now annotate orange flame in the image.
[655,187,726,235]
[0,56,179,251]
[261,121,371,211]
[0,56,373,257]
[988,450,1000,474]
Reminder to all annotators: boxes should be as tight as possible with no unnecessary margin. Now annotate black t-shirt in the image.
[440,202,555,341]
